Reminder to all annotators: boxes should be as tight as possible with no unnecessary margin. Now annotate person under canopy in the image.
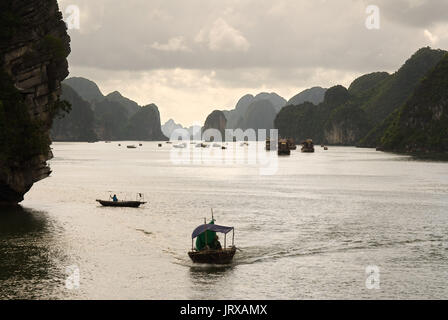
[195,219,217,251]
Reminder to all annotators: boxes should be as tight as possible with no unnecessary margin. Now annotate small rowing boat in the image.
[96,200,146,207]
[188,212,237,264]
[96,193,146,208]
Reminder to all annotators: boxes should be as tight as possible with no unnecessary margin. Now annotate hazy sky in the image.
[58,0,448,126]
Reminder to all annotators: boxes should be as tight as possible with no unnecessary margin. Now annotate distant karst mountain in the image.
[53,78,167,141]
[52,84,97,141]
[237,99,277,134]
[359,47,447,147]
[275,47,448,148]
[125,104,166,141]
[203,110,227,141]
[223,92,287,131]
[105,90,140,117]
[64,77,104,102]
[162,119,184,139]
[287,87,327,106]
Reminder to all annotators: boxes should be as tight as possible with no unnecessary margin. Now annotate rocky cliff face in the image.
[0,0,70,204]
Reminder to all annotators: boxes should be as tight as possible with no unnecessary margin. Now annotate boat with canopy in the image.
[188,214,236,264]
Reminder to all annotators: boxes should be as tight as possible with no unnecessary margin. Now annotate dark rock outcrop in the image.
[238,99,277,133]
[203,110,227,141]
[124,104,166,141]
[53,79,168,141]
[52,84,97,141]
[0,0,70,204]
[63,77,104,103]
[105,91,140,117]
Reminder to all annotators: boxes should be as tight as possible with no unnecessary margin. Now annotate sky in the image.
[57,0,448,126]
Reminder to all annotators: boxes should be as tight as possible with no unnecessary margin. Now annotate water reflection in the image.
[0,206,68,299]
[188,264,235,298]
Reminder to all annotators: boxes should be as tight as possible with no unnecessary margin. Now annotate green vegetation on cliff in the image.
[380,54,448,153]
[275,47,447,149]
[275,86,350,144]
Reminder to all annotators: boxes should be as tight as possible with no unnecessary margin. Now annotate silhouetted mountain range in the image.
[52,77,166,141]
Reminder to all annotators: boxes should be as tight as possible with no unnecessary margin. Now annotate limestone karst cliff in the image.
[0,0,70,204]
[202,110,227,141]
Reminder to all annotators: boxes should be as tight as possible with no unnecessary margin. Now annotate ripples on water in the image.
[0,142,447,299]
[0,206,71,299]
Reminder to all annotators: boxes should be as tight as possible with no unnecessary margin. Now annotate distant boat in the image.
[278,139,291,155]
[139,143,143,146]
[105,141,111,143]
[196,143,208,148]
[301,139,315,153]
[166,141,173,144]
[127,145,137,149]
[324,146,328,150]
[188,213,237,264]
[96,200,146,208]
[96,193,146,208]
[287,138,297,150]
[266,138,271,151]
[212,143,221,148]
[158,143,162,147]
[173,142,187,148]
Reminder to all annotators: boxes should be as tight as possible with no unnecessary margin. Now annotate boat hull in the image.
[96,200,146,208]
[301,148,315,153]
[188,247,236,264]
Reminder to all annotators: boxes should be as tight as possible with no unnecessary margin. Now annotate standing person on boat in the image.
[111,194,118,202]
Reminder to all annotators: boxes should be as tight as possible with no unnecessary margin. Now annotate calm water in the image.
[1,142,448,299]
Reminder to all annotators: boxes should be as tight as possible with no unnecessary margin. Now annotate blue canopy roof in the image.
[191,224,234,239]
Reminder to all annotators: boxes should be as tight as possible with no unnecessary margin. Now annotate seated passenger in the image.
[211,235,222,250]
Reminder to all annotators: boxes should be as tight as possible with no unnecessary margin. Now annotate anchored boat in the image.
[188,215,236,264]
[278,139,291,155]
[301,139,315,153]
